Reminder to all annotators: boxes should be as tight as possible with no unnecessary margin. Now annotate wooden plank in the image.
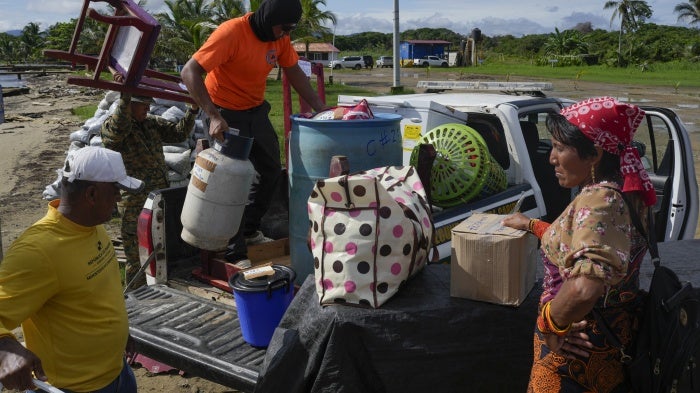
[248,238,289,263]
[254,255,291,268]
[168,276,237,307]
[1,87,30,97]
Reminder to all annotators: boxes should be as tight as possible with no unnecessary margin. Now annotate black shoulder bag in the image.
[593,203,700,393]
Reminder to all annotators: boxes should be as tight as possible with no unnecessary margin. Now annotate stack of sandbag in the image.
[43,91,207,200]
[159,104,194,188]
[164,145,191,188]
[154,97,209,156]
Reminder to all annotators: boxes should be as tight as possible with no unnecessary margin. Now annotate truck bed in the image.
[125,285,265,392]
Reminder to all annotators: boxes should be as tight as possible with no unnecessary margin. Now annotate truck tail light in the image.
[137,208,156,279]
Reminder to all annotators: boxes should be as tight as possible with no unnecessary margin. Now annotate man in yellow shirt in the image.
[0,146,143,392]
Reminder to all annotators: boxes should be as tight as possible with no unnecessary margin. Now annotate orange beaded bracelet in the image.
[527,219,549,239]
[539,301,571,336]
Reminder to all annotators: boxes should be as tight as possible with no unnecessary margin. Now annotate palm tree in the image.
[210,0,246,24]
[155,0,216,60]
[157,0,213,29]
[295,0,336,60]
[19,22,46,62]
[675,0,700,25]
[604,0,652,66]
[542,28,589,57]
[0,33,19,65]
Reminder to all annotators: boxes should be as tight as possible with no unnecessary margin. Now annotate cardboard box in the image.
[450,213,538,306]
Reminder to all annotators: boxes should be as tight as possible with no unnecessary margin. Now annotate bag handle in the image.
[414,143,441,263]
[340,173,354,209]
[592,186,652,363]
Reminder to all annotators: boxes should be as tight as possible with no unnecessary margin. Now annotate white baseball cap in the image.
[63,146,145,193]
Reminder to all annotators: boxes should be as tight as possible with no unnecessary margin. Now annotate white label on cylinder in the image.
[191,165,211,192]
[192,164,212,183]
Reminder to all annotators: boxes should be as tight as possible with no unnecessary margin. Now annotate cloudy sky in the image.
[0,0,690,36]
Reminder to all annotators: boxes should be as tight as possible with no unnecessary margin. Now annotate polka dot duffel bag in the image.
[308,165,436,308]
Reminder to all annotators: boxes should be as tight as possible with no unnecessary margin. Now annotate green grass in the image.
[73,61,700,164]
[72,104,97,120]
[431,61,700,89]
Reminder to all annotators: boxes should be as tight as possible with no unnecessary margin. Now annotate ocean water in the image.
[0,73,26,88]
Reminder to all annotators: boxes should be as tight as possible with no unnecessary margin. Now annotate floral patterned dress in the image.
[528,182,648,393]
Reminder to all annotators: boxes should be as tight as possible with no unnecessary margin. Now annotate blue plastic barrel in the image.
[288,113,403,285]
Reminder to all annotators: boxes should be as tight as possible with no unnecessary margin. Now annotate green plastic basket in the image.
[409,123,495,207]
[477,158,508,199]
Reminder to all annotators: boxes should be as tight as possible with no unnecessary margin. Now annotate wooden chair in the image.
[43,0,193,103]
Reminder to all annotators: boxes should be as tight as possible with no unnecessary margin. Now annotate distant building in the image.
[400,39,452,65]
[292,42,340,67]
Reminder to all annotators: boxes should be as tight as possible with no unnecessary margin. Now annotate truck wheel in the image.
[354,64,362,70]
[422,62,429,67]
[441,62,448,68]
[334,64,341,70]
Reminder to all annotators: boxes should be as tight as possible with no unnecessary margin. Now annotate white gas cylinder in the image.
[181,132,255,250]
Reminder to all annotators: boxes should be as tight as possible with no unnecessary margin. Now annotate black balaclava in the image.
[249,0,302,42]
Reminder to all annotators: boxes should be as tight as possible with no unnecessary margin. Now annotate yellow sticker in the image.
[403,124,422,140]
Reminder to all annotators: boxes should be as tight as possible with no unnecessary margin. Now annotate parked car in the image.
[376,56,393,68]
[413,55,448,67]
[328,56,364,70]
[362,55,374,69]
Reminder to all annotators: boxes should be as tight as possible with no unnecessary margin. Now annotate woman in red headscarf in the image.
[503,97,656,392]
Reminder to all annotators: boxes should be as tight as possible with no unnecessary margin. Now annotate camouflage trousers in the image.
[118,192,148,289]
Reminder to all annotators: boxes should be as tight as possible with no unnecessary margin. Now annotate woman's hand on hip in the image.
[544,320,594,359]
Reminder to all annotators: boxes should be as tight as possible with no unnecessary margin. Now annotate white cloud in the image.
[0,0,689,36]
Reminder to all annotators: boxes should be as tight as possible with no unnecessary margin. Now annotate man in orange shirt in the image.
[181,0,325,264]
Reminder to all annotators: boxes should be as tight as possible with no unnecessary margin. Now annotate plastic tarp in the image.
[255,264,540,393]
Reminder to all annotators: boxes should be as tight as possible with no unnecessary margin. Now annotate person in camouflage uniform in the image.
[101,93,198,288]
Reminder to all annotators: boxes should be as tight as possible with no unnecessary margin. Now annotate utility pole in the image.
[392,0,401,92]
[330,22,336,84]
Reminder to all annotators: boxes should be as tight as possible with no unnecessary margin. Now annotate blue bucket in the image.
[288,113,403,284]
[229,265,296,348]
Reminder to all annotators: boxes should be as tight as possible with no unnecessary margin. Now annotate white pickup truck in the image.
[125,89,698,392]
[412,55,448,67]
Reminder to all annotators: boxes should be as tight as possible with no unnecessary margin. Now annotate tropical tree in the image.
[44,22,78,51]
[155,0,217,62]
[604,0,653,66]
[542,28,589,56]
[249,0,263,11]
[0,33,19,64]
[19,22,46,62]
[210,0,246,24]
[75,18,108,56]
[294,0,336,59]
[675,0,700,25]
